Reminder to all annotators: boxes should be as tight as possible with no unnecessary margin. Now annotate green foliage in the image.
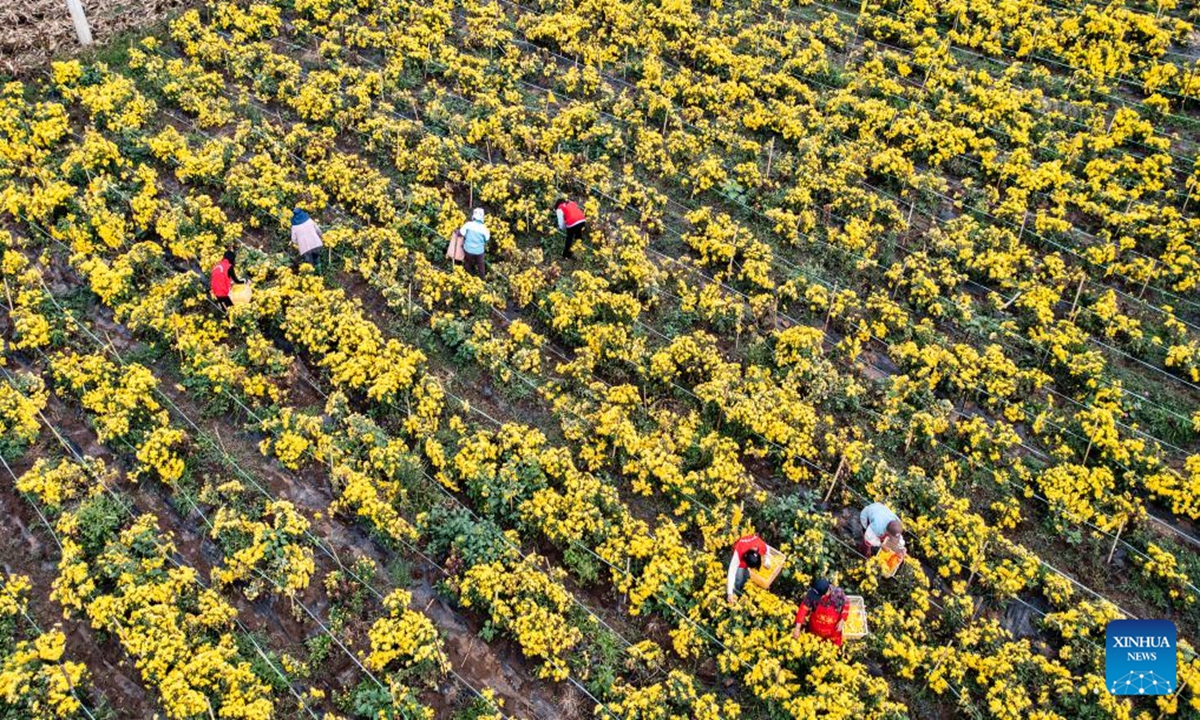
[73,493,127,558]
[754,490,841,585]
[464,455,547,528]
[420,504,514,568]
[562,544,601,585]
[236,633,292,692]
[341,680,427,720]
[305,632,332,672]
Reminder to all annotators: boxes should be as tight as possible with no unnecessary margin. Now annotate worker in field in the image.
[726,531,771,603]
[291,207,324,270]
[792,578,850,647]
[554,197,587,259]
[859,502,905,558]
[459,207,490,279]
[210,249,242,309]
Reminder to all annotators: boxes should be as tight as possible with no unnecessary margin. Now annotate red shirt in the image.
[732,534,767,568]
[210,258,232,298]
[796,595,850,647]
[558,201,586,227]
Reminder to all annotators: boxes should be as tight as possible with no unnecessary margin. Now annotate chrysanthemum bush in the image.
[0,575,92,720]
[8,439,276,720]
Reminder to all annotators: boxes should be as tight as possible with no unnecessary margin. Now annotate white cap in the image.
[472,207,485,222]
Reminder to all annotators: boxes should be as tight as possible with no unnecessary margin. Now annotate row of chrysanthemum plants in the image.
[126,2,1200,715]
[56,7,1200,715]
[100,12,1180,720]
[28,31,902,717]
[2,220,487,718]
[0,74,703,717]
[0,369,104,720]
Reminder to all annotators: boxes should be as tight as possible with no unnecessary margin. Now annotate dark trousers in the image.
[734,567,750,596]
[216,295,233,310]
[300,248,322,270]
[464,251,485,279]
[564,222,585,258]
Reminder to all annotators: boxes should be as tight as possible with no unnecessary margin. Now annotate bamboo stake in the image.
[1139,260,1157,299]
[1068,275,1086,321]
[823,281,838,334]
[1106,521,1126,565]
[823,456,846,504]
[1001,291,1023,310]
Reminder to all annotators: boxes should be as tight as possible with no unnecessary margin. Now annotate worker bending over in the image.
[210,249,242,309]
[554,198,587,259]
[859,502,905,558]
[291,208,324,269]
[726,532,770,603]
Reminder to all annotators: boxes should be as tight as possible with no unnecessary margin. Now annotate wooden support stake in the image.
[66,0,93,45]
[1106,521,1126,565]
[1068,275,1085,321]
[823,455,847,504]
[1139,260,1156,299]
[624,557,631,607]
[823,281,838,334]
[2,277,15,312]
[765,138,775,180]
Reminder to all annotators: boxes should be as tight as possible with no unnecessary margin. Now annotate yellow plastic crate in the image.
[843,595,869,640]
[229,283,252,306]
[748,546,785,589]
[878,548,904,577]
[878,536,905,577]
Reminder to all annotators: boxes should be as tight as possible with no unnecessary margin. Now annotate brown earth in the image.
[1,0,192,76]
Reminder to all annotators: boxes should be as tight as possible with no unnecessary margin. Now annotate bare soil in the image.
[1,0,193,77]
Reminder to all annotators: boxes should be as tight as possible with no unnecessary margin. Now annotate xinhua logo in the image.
[1106,619,1176,695]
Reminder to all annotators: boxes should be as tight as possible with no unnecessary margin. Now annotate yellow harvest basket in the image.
[748,546,785,589]
[843,595,869,640]
[229,283,253,306]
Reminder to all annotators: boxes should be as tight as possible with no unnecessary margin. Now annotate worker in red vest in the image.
[726,532,769,603]
[210,249,242,309]
[554,198,587,259]
[792,578,850,646]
